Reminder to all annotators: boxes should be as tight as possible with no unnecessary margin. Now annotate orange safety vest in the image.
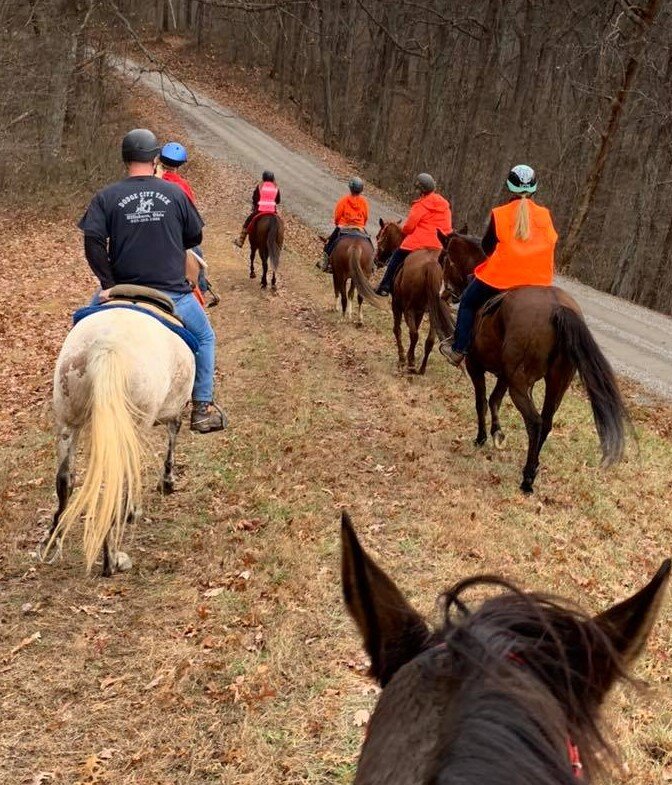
[475,199,557,289]
[258,182,279,214]
[334,194,369,228]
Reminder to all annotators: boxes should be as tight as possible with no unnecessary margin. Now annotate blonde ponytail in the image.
[514,195,531,241]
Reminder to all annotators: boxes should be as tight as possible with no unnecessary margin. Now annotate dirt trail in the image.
[1,75,671,785]
[119,55,672,400]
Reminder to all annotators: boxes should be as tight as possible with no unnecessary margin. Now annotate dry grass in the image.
[1,95,671,785]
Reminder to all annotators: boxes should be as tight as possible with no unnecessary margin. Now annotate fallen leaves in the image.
[6,630,41,662]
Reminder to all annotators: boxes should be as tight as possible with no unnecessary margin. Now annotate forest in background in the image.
[3,0,672,313]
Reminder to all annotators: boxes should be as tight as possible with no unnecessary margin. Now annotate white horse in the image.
[41,305,195,576]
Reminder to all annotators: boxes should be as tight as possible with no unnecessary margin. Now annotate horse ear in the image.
[341,511,431,686]
[436,229,450,247]
[379,217,385,229]
[593,559,670,668]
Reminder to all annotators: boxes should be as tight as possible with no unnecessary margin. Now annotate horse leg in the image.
[347,280,356,321]
[39,425,78,563]
[419,313,434,375]
[356,293,364,328]
[539,359,574,452]
[468,362,488,447]
[101,536,133,578]
[261,251,268,289]
[509,383,543,494]
[489,376,509,449]
[161,418,181,495]
[393,301,405,368]
[405,311,420,373]
[249,246,256,279]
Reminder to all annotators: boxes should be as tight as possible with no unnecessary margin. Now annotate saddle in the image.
[106,285,184,327]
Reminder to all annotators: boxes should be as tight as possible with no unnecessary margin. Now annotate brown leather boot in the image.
[190,401,227,433]
[233,229,247,248]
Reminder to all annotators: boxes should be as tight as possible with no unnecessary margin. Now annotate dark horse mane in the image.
[432,576,626,785]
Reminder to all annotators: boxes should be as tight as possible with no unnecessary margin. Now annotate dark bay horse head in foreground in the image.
[429,231,628,493]
[321,233,375,326]
[341,511,670,785]
[248,213,284,290]
[351,219,451,374]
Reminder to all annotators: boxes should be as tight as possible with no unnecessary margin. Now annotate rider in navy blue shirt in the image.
[78,129,225,434]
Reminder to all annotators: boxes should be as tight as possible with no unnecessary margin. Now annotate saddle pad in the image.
[72,304,200,354]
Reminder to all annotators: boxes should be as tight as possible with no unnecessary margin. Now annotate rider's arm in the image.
[275,189,281,205]
[252,186,260,210]
[84,235,114,289]
[181,195,205,250]
[333,198,343,226]
[401,202,422,235]
[481,213,497,256]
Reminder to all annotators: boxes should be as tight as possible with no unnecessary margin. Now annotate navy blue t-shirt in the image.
[78,175,204,293]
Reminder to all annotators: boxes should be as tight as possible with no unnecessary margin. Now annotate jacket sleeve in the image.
[362,199,369,226]
[333,197,344,226]
[481,213,497,257]
[401,202,422,235]
[252,186,260,209]
[276,189,281,205]
[84,235,114,290]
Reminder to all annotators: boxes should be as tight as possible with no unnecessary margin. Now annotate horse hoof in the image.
[160,479,175,495]
[250,271,256,279]
[113,551,133,572]
[355,321,363,329]
[261,282,267,290]
[474,435,488,447]
[36,536,62,565]
[520,480,534,495]
[492,431,507,450]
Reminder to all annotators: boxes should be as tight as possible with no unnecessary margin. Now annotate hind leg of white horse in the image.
[39,426,78,563]
[161,418,182,495]
[249,247,256,278]
[489,376,509,449]
[102,537,133,577]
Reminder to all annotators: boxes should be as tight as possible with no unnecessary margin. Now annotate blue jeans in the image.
[452,278,500,353]
[192,246,208,294]
[377,249,411,293]
[89,288,216,402]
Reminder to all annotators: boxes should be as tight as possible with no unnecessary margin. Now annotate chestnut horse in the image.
[429,231,628,493]
[351,219,448,374]
[323,234,375,326]
[341,510,670,785]
[248,213,284,290]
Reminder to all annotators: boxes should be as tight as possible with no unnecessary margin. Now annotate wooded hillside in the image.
[4,0,672,313]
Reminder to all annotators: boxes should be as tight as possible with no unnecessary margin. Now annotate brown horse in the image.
[322,234,375,326]
[351,219,446,374]
[429,231,628,493]
[248,213,284,290]
[341,511,670,785]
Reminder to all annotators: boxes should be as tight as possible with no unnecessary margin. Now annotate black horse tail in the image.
[427,269,456,344]
[267,214,281,272]
[350,247,388,310]
[553,306,628,467]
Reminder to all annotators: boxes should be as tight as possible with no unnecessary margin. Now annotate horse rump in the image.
[350,248,388,310]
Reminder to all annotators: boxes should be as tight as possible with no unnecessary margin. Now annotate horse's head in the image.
[437,229,486,299]
[341,511,669,785]
[375,218,404,269]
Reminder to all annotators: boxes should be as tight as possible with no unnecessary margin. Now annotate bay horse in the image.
[429,231,628,493]
[341,511,670,785]
[39,299,195,576]
[248,213,284,291]
[351,219,446,374]
[320,233,375,326]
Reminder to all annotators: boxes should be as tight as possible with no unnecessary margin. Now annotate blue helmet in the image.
[160,142,188,167]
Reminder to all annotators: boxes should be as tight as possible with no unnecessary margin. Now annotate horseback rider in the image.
[233,170,281,248]
[317,177,370,272]
[157,141,207,295]
[78,128,226,434]
[375,173,452,296]
[440,164,558,366]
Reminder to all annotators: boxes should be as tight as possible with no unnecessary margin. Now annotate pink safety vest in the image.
[258,181,278,214]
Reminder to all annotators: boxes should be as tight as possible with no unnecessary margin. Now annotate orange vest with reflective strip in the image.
[475,199,557,289]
